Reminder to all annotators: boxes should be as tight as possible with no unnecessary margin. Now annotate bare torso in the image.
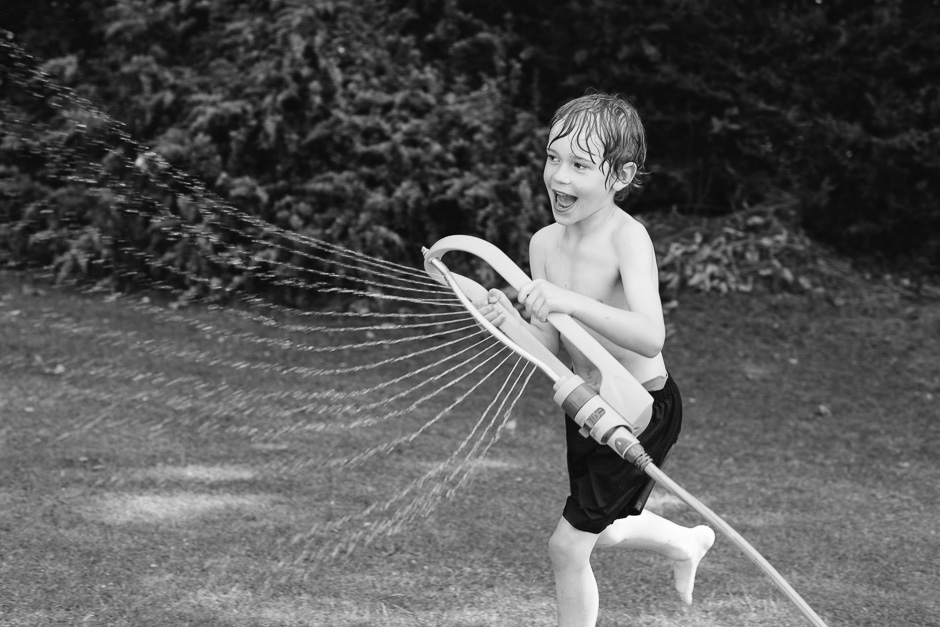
[535,214,668,390]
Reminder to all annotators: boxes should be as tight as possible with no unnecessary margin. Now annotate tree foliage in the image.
[1,0,938,297]
[461,0,940,272]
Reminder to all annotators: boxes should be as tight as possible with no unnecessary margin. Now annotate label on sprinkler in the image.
[612,437,631,456]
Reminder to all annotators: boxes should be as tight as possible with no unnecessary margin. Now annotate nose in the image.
[550,162,571,185]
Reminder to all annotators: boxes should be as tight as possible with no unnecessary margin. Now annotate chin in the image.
[551,203,574,220]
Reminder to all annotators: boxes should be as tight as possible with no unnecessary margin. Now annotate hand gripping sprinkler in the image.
[423,235,830,627]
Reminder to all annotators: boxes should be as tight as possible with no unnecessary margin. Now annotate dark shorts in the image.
[562,374,682,534]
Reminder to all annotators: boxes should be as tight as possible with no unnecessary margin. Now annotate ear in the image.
[612,162,637,192]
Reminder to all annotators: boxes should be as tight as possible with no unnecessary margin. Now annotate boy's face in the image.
[543,120,633,227]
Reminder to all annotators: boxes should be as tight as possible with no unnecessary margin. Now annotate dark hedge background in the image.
[2,0,938,297]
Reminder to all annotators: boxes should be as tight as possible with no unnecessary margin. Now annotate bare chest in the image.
[543,243,626,308]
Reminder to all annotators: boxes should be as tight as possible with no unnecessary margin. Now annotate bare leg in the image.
[549,517,601,627]
[595,510,715,605]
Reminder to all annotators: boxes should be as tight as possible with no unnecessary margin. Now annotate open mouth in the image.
[554,191,576,210]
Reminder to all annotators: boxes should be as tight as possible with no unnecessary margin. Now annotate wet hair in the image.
[549,91,648,201]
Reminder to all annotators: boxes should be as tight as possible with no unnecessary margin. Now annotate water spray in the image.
[423,235,830,627]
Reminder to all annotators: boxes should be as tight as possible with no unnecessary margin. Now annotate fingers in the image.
[477,288,509,328]
[517,281,535,304]
[518,280,548,322]
[481,290,502,322]
[521,293,541,321]
[482,306,505,327]
[517,279,569,323]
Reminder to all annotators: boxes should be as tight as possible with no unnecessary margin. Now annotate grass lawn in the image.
[1,269,938,626]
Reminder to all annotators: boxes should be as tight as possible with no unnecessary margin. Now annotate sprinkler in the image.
[423,235,831,627]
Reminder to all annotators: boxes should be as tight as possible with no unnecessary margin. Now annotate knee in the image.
[548,524,591,571]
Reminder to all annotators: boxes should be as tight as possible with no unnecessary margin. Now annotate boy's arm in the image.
[518,221,665,358]
[525,233,563,355]
[478,233,561,356]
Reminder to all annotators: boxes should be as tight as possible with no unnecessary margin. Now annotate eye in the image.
[546,154,559,163]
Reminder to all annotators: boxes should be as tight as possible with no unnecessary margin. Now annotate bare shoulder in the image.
[531,223,562,248]
[528,224,562,279]
[610,213,655,255]
[530,223,562,258]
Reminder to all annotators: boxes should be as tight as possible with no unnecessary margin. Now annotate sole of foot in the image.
[673,525,716,605]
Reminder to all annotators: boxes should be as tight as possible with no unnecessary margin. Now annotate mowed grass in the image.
[1,270,939,627]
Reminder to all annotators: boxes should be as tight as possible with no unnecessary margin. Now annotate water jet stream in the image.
[1,34,550,588]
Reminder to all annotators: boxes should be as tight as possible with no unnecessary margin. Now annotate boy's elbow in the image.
[639,328,665,358]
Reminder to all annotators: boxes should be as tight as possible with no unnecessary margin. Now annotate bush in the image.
[1,1,549,298]
[2,0,938,300]
[463,0,940,273]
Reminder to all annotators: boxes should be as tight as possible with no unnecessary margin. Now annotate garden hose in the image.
[423,236,831,627]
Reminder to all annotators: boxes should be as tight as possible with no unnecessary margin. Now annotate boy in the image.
[479,92,715,627]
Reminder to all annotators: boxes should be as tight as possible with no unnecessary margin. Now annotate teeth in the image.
[555,192,575,209]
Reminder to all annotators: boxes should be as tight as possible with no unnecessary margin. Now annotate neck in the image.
[564,203,621,239]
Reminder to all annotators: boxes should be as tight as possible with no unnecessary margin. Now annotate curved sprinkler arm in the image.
[425,256,650,445]
[423,236,832,627]
[426,257,565,384]
[424,234,653,434]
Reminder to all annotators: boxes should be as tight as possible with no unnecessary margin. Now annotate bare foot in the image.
[673,525,715,605]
